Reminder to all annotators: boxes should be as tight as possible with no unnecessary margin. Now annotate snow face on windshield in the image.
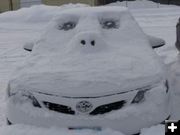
[33,6,149,54]
[10,7,166,95]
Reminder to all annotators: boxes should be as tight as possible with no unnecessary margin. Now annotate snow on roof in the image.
[0,4,89,23]
[58,6,128,14]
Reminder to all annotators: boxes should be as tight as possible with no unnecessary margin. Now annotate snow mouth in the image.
[33,80,160,99]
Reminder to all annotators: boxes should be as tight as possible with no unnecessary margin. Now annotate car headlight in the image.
[7,86,41,108]
[131,88,150,104]
[131,80,169,104]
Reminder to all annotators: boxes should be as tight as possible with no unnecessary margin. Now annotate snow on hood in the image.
[9,6,166,96]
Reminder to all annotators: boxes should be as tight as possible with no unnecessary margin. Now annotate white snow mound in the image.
[0,125,124,135]
[9,6,166,96]
[140,124,164,135]
[0,4,89,23]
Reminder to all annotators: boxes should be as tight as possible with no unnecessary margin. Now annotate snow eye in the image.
[100,19,119,29]
[58,21,76,31]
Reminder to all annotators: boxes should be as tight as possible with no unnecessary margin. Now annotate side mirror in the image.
[147,35,165,49]
[23,42,34,52]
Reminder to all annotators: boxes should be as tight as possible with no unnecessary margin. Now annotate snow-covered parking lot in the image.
[0,2,180,135]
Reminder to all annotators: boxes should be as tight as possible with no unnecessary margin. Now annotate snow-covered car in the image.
[6,6,171,135]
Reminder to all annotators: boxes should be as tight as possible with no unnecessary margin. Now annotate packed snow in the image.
[0,4,89,23]
[0,1,180,135]
[9,6,165,97]
[140,124,165,135]
[0,124,165,135]
[107,0,177,9]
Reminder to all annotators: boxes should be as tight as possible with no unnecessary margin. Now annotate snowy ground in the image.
[0,1,180,135]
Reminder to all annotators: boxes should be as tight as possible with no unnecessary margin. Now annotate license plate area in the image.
[69,127,102,131]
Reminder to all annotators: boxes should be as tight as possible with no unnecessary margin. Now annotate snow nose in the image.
[67,31,107,54]
[80,39,96,46]
[78,32,98,47]
[77,31,106,48]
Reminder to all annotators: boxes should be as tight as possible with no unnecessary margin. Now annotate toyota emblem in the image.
[76,101,93,113]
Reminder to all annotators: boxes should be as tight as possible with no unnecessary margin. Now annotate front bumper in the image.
[7,83,171,135]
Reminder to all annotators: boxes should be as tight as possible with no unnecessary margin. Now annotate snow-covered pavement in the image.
[0,3,180,135]
[0,124,165,135]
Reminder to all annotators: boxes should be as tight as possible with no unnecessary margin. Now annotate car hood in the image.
[9,6,167,97]
[9,50,166,97]
[10,72,164,97]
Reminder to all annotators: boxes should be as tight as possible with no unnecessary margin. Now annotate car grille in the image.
[90,100,126,115]
[43,101,75,115]
[43,100,126,115]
